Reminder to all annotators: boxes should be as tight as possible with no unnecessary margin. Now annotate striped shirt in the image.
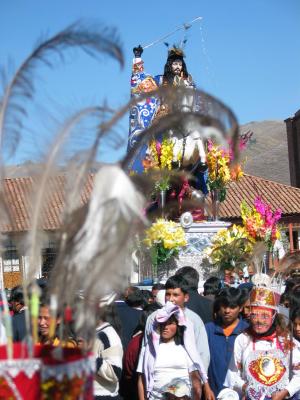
[94,322,123,397]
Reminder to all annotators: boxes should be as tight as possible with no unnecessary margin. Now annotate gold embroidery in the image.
[249,355,285,386]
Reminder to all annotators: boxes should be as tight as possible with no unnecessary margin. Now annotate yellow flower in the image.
[205,224,254,266]
[207,142,243,191]
[160,138,174,170]
[143,218,187,250]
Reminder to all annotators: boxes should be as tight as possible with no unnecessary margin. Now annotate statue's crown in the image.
[167,46,185,60]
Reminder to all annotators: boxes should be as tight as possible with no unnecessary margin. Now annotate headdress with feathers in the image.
[249,242,280,311]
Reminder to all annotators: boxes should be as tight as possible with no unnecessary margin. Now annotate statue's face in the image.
[171,60,183,76]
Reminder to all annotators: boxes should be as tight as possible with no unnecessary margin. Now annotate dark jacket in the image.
[205,318,249,397]
[115,301,142,349]
[185,290,213,324]
[12,311,26,342]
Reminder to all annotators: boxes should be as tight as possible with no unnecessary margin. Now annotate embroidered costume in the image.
[224,286,300,400]
[224,331,300,400]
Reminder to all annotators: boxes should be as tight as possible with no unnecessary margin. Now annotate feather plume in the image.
[0,21,123,161]
[277,251,300,276]
[25,106,114,283]
[48,165,145,336]
[248,242,271,287]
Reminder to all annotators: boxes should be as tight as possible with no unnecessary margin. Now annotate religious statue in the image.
[128,44,208,199]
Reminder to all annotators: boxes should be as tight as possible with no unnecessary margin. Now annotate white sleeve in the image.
[194,316,210,372]
[286,340,300,397]
[224,334,246,395]
[0,323,7,345]
[136,343,145,373]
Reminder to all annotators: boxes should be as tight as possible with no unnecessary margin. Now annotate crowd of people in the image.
[2,265,300,399]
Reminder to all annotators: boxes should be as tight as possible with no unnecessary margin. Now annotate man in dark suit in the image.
[175,266,213,324]
[115,286,143,349]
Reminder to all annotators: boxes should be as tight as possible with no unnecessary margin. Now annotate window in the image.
[42,240,58,276]
[2,239,20,272]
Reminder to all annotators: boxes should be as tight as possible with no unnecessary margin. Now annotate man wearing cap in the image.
[224,285,300,400]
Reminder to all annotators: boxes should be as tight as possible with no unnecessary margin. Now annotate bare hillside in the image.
[240,120,290,185]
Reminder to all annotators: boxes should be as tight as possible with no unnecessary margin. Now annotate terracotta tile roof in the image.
[1,173,300,232]
[1,175,94,232]
[220,174,300,219]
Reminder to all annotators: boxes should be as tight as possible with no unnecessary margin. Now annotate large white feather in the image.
[48,164,146,337]
[71,164,146,269]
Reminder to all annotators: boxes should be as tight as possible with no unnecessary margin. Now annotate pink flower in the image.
[273,209,282,222]
[156,141,162,161]
[254,197,266,217]
[207,139,214,152]
[265,209,273,227]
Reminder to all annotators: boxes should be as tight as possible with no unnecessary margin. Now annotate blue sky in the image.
[1,0,299,163]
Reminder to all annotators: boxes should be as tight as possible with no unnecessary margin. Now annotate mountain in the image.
[240,120,290,185]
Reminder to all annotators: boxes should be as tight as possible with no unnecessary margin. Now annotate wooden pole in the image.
[289,223,294,252]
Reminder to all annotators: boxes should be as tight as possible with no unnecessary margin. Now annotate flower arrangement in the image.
[206,139,244,202]
[204,224,255,271]
[143,218,187,270]
[241,197,282,248]
[143,137,181,191]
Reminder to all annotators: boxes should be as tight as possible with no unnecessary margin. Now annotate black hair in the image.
[284,278,300,294]
[175,266,199,291]
[215,287,246,308]
[126,287,144,308]
[152,283,165,291]
[288,286,300,311]
[36,277,48,292]
[203,277,222,296]
[10,285,24,305]
[163,56,189,85]
[140,289,154,308]
[158,314,185,345]
[238,282,254,293]
[290,307,300,323]
[165,275,189,294]
[98,303,122,334]
[134,302,162,334]
[280,292,290,307]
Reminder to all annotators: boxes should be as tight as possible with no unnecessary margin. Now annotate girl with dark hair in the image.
[137,302,208,400]
[291,308,300,343]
